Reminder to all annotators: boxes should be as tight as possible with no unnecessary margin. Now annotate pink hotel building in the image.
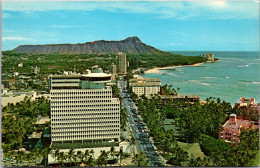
[219,113,258,143]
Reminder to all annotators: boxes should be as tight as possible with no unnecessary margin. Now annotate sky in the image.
[2,0,259,51]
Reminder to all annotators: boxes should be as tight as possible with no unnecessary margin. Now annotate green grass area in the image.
[253,151,259,166]
[51,141,119,149]
[177,141,205,158]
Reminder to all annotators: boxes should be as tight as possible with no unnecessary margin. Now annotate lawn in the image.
[177,141,205,158]
[253,151,259,166]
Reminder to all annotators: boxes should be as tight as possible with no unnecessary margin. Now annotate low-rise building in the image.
[235,97,256,107]
[219,113,258,143]
[129,77,161,98]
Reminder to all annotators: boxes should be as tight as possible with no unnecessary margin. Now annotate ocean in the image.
[142,51,259,105]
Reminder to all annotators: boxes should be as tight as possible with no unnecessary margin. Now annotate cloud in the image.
[2,37,34,41]
[2,1,259,20]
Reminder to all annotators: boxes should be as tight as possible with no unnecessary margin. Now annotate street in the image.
[118,79,163,166]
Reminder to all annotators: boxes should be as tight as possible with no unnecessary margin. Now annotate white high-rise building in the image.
[49,66,120,143]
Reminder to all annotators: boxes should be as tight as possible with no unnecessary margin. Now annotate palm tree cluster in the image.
[133,94,259,167]
[4,147,49,167]
[50,146,127,167]
[2,96,50,153]
[132,151,149,166]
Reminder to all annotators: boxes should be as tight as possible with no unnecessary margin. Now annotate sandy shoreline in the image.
[144,62,205,74]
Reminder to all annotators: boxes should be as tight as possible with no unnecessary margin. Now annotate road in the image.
[118,78,163,166]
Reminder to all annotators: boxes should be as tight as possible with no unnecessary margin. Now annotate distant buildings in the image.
[235,97,256,107]
[219,113,258,143]
[109,63,117,80]
[203,53,214,61]
[159,94,200,103]
[118,52,127,74]
[129,76,161,98]
[48,66,120,143]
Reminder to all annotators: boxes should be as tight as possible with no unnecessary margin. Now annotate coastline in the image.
[144,62,205,74]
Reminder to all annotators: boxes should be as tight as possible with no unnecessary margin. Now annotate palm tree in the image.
[75,150,82,166]
[110,146,115,159]
[86,155,96,167]
[83,149,90,163]
[67,149,75,167]
[26,152,34,167]
[132,151,149,167]
[17,150,25,167]
[130,135,136,156]
[51,149,60,164]
[57,151,66,166]
[90,149,95,157]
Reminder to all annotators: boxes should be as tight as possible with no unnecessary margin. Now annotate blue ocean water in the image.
[142,51,259,105]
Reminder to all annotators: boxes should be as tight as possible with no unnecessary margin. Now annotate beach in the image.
[144,62,204,74]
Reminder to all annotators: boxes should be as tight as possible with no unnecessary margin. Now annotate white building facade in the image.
[129,77,161,98]
[49,67,120,143]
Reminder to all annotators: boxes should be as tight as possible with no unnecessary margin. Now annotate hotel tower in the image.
[49,66,120,143]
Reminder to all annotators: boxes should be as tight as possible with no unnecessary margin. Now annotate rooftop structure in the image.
[49,66,120,143]
[219,113,258,143]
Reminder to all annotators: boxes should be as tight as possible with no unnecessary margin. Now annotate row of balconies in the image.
[51,116,119,120]
[51,107,120,110]
[52,131,120,136]
[52,134,119,141]
[51,125,120,131]
[51,112,119,115]
[51,117,120,121]
[50,89,112,96]
[51,113,119,117]
[50,102,119,106]
[51,123,120,128]
[51,121,120,125]
[51,104,120,108]
[50,99,112,103]
[52,129,120,134]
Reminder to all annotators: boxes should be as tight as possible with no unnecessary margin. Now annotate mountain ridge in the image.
[12,36,163,54]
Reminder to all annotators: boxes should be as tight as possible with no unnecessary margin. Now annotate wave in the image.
[200,82,211,86]
[225,76,230,79]
[237,65,249,67]
[200,77,217,79]
[188,80,211,86]
[240,80,260,85]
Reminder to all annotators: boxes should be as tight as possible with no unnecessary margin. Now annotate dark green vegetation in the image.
[2,51,207,76]
[127,53,207,70]
[131,92,259,166]
[2,96,50,153]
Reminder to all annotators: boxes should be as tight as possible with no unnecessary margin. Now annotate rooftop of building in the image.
[222,114,258,131]
[131,81,161,86]
[82,73,111,78]
[129,78,161,83]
